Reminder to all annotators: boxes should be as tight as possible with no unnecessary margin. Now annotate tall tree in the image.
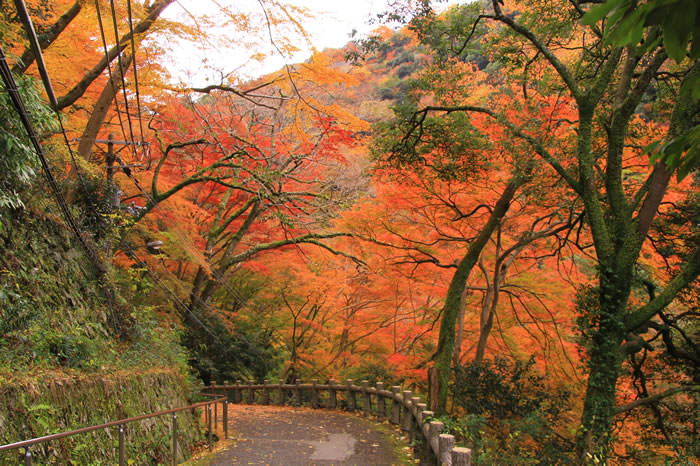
[365,30,583,413]
[379,0,699,460]
[116,59,367,379]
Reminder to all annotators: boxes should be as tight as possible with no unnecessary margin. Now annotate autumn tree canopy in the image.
[362,0,699,462]
[1,0,698,464]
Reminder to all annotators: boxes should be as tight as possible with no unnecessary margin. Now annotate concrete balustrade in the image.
[203,380,473,465]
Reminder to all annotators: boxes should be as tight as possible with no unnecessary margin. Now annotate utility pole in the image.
[72,134,146,261]
[72,135,148,215]
[106,134,118,211]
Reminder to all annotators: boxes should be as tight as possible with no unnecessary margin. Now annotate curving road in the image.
[206,404,407,465]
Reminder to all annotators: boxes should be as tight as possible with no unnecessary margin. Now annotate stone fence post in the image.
[346,379,356,411]
[361,380,371,416]
[311,379,319,409]
[201,378,472,465]
[401,391,413,437]
[329,379,337,409]
[262,380,270,405]
[376,382,386,418]
[391,386,401,425]
[278,379,285,406]
[294,379,302,406]
[247,380,255,404]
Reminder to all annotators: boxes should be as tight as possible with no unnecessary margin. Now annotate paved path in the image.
[207,405,406,465]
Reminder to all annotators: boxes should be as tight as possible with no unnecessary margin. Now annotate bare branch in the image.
[615,386,700,415]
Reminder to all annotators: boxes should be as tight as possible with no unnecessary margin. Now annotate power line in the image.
[0,47,107,280]
[91,145,255,330]
[1,42,221,345]
[126,0,148,160]
[13,0,250,336]
[8,0,129,332]
[108,0,139,162]
[123,248,225,346]
[8,0,240,343]
[11,0,58,109]
[114,162,253,311]
[13,0,93,200]
[94,0,131,150]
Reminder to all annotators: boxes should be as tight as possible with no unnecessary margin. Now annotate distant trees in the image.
[113,54,369,379]
[369,73,580,414]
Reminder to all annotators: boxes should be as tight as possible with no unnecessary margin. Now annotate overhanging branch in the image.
[615,386,700,415]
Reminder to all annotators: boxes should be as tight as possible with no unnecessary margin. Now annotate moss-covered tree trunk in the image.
[401,0,699,459]
[430,176,523,413]
[576,269,632,460]
[574,58,700,460]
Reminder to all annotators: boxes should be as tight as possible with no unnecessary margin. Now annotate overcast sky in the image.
[162,0,462,85]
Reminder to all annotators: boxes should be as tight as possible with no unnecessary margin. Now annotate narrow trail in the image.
[203,404,408,465]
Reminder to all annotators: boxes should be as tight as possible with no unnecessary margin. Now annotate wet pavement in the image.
[207,404,404,465]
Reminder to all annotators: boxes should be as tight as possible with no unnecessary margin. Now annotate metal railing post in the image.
[207,404,213,452]
[204,402,209,432]
[119,424,125,466]
[1,396,230,464]
[223,400,228,440]
[171,413,177,466]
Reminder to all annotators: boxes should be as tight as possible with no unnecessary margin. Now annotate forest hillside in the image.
[1,0,698,464]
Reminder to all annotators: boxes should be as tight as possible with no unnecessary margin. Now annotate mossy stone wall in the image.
[0,369,203,464]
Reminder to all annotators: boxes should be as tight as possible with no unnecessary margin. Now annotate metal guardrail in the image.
[0,395,227,465]
[1,377,474,465]
[203,379,473,466]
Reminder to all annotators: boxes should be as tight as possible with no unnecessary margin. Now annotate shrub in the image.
[0,74,55,215]
[448,357,574,464]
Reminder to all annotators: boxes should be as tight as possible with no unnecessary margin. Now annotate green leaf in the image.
[643,140,662,158]
[608,10,646,45]
[645,4,670,26]
[680,72,700,100]
[662,138,685,166]
[663,9,693,62]
[640,28,663,55]
[676,144,698,181]
[582,0,625,26]
[627,17,646,45]
[654,127,700,181]
[663,28,685,61]
[691,22,700,59]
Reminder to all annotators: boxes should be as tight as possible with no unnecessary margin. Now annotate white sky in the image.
[161,0,463,86]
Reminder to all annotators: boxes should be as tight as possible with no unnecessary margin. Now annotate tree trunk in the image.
[430,176,523,414]
[576,269,632,461]
[78,53,133,160]
[55,0,174,110]
[575,63,700,461]
[452,288,467,367]
[12,0,82,75]
[473,283,498,366]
